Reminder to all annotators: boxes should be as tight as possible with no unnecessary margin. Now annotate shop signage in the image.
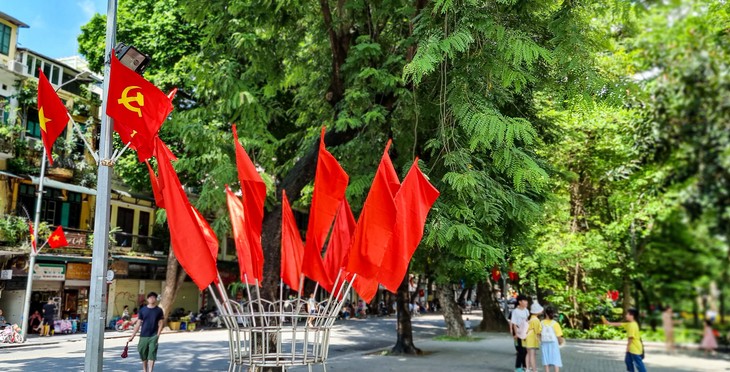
[32,263,66,281]
[66,263,92,280]
[65,231,88,249]
[111,260,129,276]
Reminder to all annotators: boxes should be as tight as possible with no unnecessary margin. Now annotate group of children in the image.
[510,295,564,372]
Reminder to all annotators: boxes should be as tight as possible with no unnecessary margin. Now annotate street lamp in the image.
[114,42,151,74]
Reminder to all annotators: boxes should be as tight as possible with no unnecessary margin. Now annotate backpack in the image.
[541,320,558,342]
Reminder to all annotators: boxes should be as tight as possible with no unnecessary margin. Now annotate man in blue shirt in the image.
[128,292,165,372]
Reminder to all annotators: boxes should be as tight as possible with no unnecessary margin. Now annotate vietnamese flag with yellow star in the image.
[106,54,172,161]
[48,226,69,249]
[37,70,70,165]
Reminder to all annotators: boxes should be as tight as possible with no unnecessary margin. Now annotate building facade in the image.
[0,10,203,328]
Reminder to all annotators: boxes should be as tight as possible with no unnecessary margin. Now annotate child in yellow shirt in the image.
[526,303,543,372]
[603,308,645,372]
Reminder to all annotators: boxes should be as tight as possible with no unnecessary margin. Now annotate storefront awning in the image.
[37,254,92,263]
[0,170,21,179]
[29,176,97,196]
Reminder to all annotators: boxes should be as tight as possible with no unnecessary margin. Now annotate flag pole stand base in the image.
[210,274,354,371]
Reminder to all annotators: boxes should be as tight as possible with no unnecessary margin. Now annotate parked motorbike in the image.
[115,317,134,332]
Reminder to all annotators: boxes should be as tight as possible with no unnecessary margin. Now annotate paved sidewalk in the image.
[0,328,179,349]
[289,332,730,372]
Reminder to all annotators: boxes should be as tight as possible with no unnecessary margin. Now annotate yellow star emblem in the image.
[52,236,60,241]
[39,107,51,133]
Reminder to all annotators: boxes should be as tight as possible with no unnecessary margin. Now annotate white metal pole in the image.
[19,149,48,338]
[84,0,117,370]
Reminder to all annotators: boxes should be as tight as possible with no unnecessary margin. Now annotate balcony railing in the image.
[113,232,164,255]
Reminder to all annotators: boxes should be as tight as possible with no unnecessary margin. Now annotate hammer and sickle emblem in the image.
[118,86,145,117]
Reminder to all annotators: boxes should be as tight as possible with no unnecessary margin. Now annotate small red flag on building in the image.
[346,140,400,281]
[281,191,304,292]
[29,221,36,254]
[323,199,356,284]
[377,159,439,292]
[232,124,266,283]
[302,127,349,291]
[226,185,258,285]
[155,140,218,290]
[106,54,173,161]
[36,70,70,165]
[48,226,69,249]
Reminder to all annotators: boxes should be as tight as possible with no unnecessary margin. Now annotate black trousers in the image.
[514,338,527,368]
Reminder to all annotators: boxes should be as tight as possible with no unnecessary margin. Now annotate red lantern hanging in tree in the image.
[491,267,501,282]
[508,271,519,282]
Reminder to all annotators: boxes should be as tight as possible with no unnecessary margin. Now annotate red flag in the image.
[323,199,356,283]
[107,54,173,161]
[226,186,257,285]
[346,140,400,280]
[281,191,304,292]
[191,206,219,260]
[48,226,69,249]
[377,160,439,292]
[232,124,266,283]
[302,127,349,291]
[37,70,70,165]
[352,275,379,303]
[29,221,36,254]
[145,160,164,208]
[155,141,218,290]
[491,267,501,282]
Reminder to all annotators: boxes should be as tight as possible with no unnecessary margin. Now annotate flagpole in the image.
[20,148,48,339]
[85,0,117,370]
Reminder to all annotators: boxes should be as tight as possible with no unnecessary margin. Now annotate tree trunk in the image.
[159,247,187,320]
[437,283,467,337]
[391,273,420,354]
[476,279,509,332]
[622,278,632,316]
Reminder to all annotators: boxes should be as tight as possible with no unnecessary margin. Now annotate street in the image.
[1,313,728,371]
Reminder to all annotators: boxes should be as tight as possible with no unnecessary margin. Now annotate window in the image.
[26,108,41,138]
[26,55,36,75]
[0,24,10,56]
[0,96,8,124]
[115,207,135,247]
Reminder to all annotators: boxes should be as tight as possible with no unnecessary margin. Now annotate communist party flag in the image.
[352,276,379,304]
[232,124,266,282]
[37,70,70,165]
[29,221,36,254]
[106,54,172,161]
[377,160,439,292]
[281,191,304,292]
[322,199,356,284]
[48,226,69,249]
[302,127,349,292]
[346,140,400,281]
[155,141,218,290]
[226,186,258,285]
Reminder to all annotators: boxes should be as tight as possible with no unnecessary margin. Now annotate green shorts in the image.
[138,335,159,361]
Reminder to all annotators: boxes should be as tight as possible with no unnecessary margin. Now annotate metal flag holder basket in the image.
[209,271,355,372]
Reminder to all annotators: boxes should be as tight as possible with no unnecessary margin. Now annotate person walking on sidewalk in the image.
[540,306,564,372]
[526,302,543,372]
[603,308,646,372]
[128,292,165,372]
[41,299,56,337]
[510,295,530,372]
[700,319,718,355]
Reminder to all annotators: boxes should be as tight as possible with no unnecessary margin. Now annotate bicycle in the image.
[0,326,24,344]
